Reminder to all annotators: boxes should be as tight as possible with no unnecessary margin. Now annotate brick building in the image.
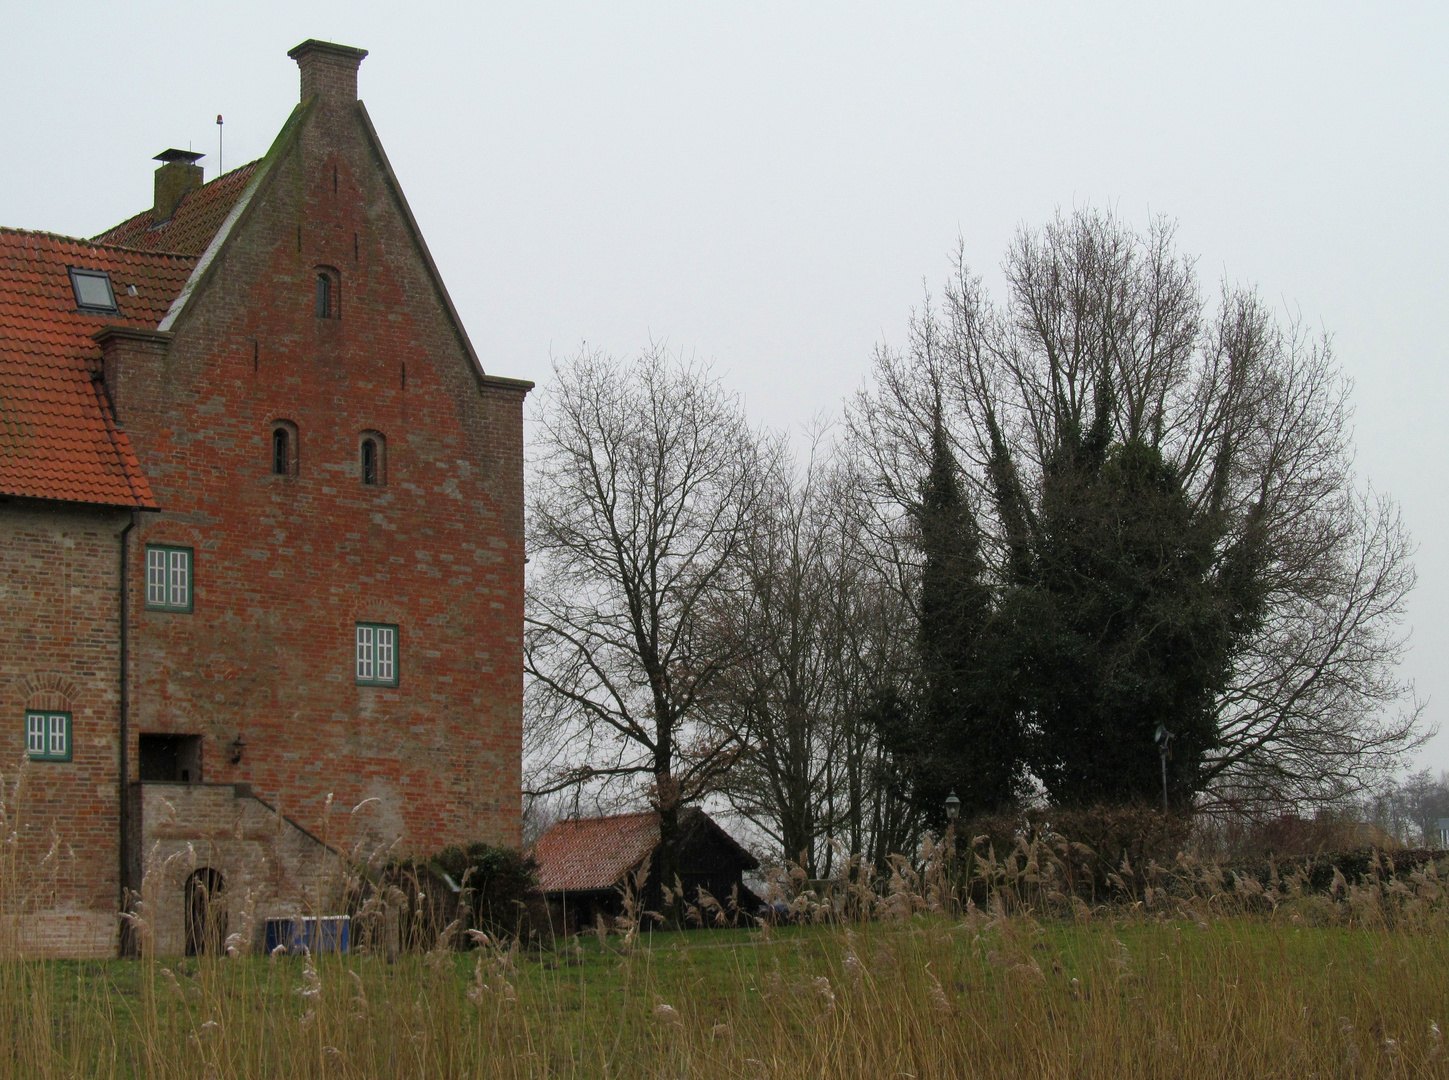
[0,41,530,957]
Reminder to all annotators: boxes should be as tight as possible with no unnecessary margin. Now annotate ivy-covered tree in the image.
[1004,434,1260,809]
[885,414,1024,826]
[852,208,1420,811]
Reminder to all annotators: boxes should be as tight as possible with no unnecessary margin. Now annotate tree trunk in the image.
[655,776,681,928]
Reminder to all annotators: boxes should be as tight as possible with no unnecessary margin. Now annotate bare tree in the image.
[524,346,768,907]
[706,429,915,874]
[852,209,1425,811]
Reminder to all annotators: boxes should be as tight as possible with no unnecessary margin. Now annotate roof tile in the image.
[0,227,194,507]
[531,813,662,893]
[92,162,258,256]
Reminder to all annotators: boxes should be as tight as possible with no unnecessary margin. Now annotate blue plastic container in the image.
[264,916,350,955]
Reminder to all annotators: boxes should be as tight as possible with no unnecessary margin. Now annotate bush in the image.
[960,804,1191,901]
[429,842,542,941]
[1196,812,1404,860]
[1227,847,1441,894]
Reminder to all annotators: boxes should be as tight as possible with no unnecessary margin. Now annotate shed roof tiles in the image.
[532,812,661,894]
[0,228,193,507]
[530,809,758,894]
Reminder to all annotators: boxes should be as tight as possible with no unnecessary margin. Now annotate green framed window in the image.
[355,623,399,686]
[145,546,193,612]
[26,711,71,762]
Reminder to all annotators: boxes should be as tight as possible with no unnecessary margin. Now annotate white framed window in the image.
[145,546,193,612]
[355,623,399,686]
[26,712,71,762]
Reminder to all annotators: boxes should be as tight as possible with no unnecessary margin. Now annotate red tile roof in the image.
[0,228,194,507]
[532,812,661,893]
[92,161,259,256]
[530,809,757,893]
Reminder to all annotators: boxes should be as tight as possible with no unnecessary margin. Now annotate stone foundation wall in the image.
[135,782,350,956]
[1,911,118,959]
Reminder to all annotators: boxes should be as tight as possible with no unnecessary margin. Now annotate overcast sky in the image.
[5,2,1445,779]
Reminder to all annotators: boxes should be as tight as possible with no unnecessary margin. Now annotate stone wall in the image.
[134,782,347,956]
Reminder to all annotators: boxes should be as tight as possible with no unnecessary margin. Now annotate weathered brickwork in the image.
[1,42,527,957]
[110,46,528,865]
[0,500,128,957]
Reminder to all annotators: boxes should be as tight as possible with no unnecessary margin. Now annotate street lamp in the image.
[943,789,962,906]
[1153,726,1174,814]
[944,789,961,826]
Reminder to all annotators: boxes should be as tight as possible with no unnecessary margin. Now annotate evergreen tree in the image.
[885,417,1024,827]
[856,209,1420,812]
[1002,433,1261,809]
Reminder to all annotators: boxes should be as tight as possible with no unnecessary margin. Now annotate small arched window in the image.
[270,420,298,477]
[359,430,386,486]
[314,266,339,319]
[272,428,289,475]
[315,273,331,318]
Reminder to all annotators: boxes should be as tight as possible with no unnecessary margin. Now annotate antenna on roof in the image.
[216,115,224,175]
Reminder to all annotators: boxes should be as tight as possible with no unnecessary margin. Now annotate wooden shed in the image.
[531,809,759,934]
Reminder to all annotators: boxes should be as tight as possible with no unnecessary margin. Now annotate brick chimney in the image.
[94,325,172,426]
[152,149,204,221]
[288,39,369,105]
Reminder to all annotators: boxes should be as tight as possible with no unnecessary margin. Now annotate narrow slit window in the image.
[361,439,377,485]
[315,273,331,318]
[359,431,385,486]
[270,421,298,477]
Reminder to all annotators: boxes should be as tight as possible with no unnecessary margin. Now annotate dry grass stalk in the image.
[1,773,1445,1077]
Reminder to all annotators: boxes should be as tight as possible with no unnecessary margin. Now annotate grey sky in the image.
[6,2,1445,777]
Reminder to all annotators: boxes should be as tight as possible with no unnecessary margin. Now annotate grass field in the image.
[4,818,1445,1078]
[2,905,1445,1079]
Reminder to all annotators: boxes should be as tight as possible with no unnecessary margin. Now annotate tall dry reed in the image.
[2,783,1445,1079]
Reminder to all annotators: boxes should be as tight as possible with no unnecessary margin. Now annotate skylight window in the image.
[68,268,118,314]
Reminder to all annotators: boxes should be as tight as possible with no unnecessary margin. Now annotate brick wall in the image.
[110,57,527,868]
[0,499,129,958]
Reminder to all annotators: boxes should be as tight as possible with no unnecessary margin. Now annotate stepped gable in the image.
[92,161,259,256]
[0,228,190,506]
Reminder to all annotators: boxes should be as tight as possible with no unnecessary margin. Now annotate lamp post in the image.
[944,789,961,852]
[944,789,961,907]
[1153,726,1174,814]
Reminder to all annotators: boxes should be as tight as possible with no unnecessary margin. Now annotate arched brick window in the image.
[314,266,339,319]
[270,420,298,477]
[359,430,386,486]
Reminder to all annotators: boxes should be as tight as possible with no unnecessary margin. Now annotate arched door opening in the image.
[184,868,227,956]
